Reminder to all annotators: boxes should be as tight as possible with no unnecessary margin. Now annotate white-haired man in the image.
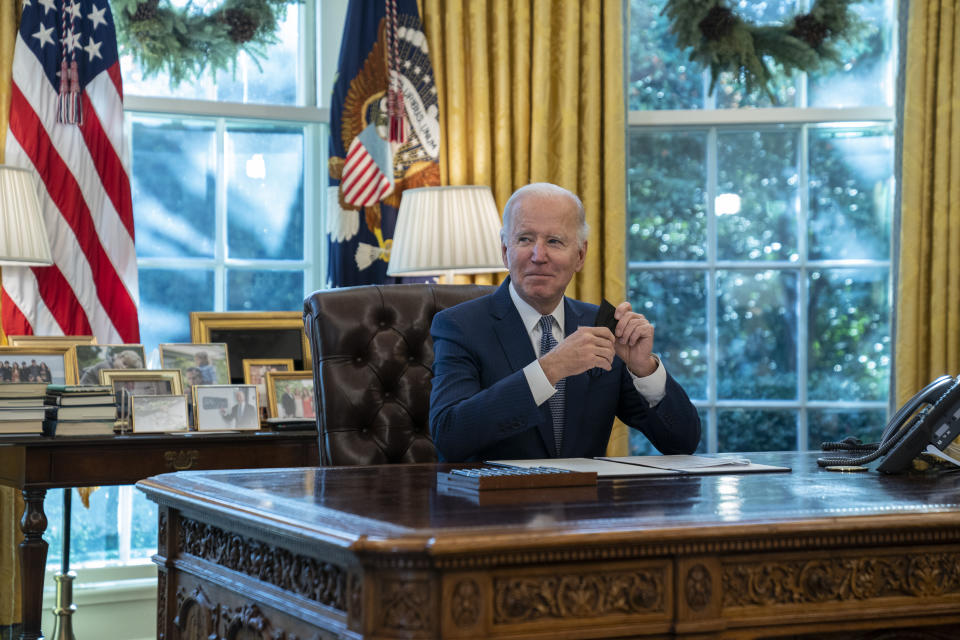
[429,182,701,462]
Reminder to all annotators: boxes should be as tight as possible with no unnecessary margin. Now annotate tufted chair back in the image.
[303,283,495,465]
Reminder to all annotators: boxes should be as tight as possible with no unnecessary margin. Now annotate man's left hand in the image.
[612,302,657,377]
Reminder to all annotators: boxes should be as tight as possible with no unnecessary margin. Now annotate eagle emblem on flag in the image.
[327,0,440,286]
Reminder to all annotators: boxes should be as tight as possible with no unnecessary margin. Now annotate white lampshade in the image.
[0,165,52,267]
[387,185,507,279]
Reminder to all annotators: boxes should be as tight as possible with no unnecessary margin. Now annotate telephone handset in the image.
[818,374,960,473]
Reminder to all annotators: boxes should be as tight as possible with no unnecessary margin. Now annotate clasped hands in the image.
[539,302,658,385]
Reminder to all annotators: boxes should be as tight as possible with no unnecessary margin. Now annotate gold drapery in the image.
[895,0,960,407]
[421,0,629,454]
[1,1,24,630]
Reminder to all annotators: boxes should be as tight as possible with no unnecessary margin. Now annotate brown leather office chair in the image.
[303,283,495,465]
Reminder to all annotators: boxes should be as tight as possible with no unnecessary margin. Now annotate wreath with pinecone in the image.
[662,0,865,100]
[112,0,298,86]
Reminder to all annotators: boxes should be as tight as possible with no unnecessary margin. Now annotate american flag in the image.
[341,124,394,208]
[2,0,139,343]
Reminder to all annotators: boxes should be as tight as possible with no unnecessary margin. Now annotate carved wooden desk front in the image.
[138,452,960,640]
[0,430,320,640]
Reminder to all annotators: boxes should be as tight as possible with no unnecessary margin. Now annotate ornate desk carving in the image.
[139,452,960,639]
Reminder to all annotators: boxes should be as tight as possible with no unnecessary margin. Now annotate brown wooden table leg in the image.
[18,488,48,640]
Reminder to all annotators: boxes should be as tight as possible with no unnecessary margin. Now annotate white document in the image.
[598,455,788,474]
[485,457,679,477]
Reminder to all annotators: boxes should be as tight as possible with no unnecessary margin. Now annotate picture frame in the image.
[5,335,97,348]
[193,384,260,431]
[98,369,184,426]
[242,358,294,409]
[265,370,316,419]
[0,346,77,385]
[189,311,311,385]
[130,394,190,433]
[159,343,231,388]
[74,344,146,385]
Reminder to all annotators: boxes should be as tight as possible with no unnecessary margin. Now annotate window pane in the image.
[628,0,704,110]
[809,408,887,449]
[139,268,215,353]
[130,490,158,560]
[121,5,300,105]
[717,270,798,400]
[131,117,215,258]
[227,270,304,311]
[226,126,305,260]
[718,409,796,452]
[808,125,893,261]
[628,269,707,399]
[717,129,799,261]
[808,268,890,401]
[808,1,895,108]
[628,131,707,261]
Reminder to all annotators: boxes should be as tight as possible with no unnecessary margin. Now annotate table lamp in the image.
[0,165,53,267]
[387,185,507,283]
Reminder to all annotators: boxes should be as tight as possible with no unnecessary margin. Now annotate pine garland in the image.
[662,0,866,100]
[112,0,298,87]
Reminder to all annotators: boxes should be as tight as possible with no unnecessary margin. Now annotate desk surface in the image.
[140,452,960,639]
[140,451,960,546]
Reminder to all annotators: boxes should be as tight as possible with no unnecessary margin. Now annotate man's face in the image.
[501,193,586,314]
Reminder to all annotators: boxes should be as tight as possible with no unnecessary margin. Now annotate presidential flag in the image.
[327,0,440,287]
[2,0,139,343]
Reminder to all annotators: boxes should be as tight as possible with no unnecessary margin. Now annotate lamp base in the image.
[51,572,77,640]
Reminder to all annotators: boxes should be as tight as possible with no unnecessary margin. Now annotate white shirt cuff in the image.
[523,360,558,406]
[629,354,667,406]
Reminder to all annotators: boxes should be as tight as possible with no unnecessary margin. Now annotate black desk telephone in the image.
[818,375,960,473]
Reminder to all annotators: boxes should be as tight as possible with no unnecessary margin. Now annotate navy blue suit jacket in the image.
[429,280,701,462]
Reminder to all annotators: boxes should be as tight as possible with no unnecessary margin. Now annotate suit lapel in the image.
[560,298,589,457]
[490,279,557,456]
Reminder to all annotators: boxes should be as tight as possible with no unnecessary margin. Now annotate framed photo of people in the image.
[242,358,294,415]
[193,385,260,431]
[74,344,146,385]
[159,343,231,388]
[0,346,77,384]
[99,369,184,427]
[189,311,310,385]
[265,371,316,420]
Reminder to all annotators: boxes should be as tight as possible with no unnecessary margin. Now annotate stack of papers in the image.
[485,455,790,477]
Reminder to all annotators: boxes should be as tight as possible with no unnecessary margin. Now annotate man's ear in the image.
[501,240,509,268]
[575,240,588,272]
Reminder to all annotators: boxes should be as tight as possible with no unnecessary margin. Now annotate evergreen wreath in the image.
[112,0,298,86]
[662,0,866,100]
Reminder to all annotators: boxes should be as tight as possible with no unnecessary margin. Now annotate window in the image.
[40,0,348,572]
[627,0,897,454]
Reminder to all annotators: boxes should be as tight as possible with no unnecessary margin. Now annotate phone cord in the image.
[816,410,927,467]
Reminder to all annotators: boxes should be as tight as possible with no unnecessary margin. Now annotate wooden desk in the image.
[0,430,319,640]
[138,452,960,639]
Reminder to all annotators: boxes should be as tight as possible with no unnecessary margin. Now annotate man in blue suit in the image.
[429,183,701,462]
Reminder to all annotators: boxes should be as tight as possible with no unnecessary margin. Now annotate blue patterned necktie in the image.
[539,315,565,455]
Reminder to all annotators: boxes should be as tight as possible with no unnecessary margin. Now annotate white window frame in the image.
[628,105,896,453]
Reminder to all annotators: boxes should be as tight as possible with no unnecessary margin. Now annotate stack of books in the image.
[0,382,49,435]
[43,385,118,436]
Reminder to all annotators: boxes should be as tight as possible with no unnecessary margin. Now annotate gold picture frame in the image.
[189,311,311,384]
[5,335,97,347]
[265,370,315,419]
[130,394,190,433]
[242,358,294,409]
[0,346,78,385]
[99,369,184,425]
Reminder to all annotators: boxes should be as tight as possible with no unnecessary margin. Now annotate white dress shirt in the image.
[509,282,667,407]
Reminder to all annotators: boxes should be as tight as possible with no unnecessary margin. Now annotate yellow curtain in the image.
[421,0,629,454]
[895,0,960,408]
[1,2,24,632]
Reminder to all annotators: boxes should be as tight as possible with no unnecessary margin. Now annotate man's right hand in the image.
[539,326,616,385]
